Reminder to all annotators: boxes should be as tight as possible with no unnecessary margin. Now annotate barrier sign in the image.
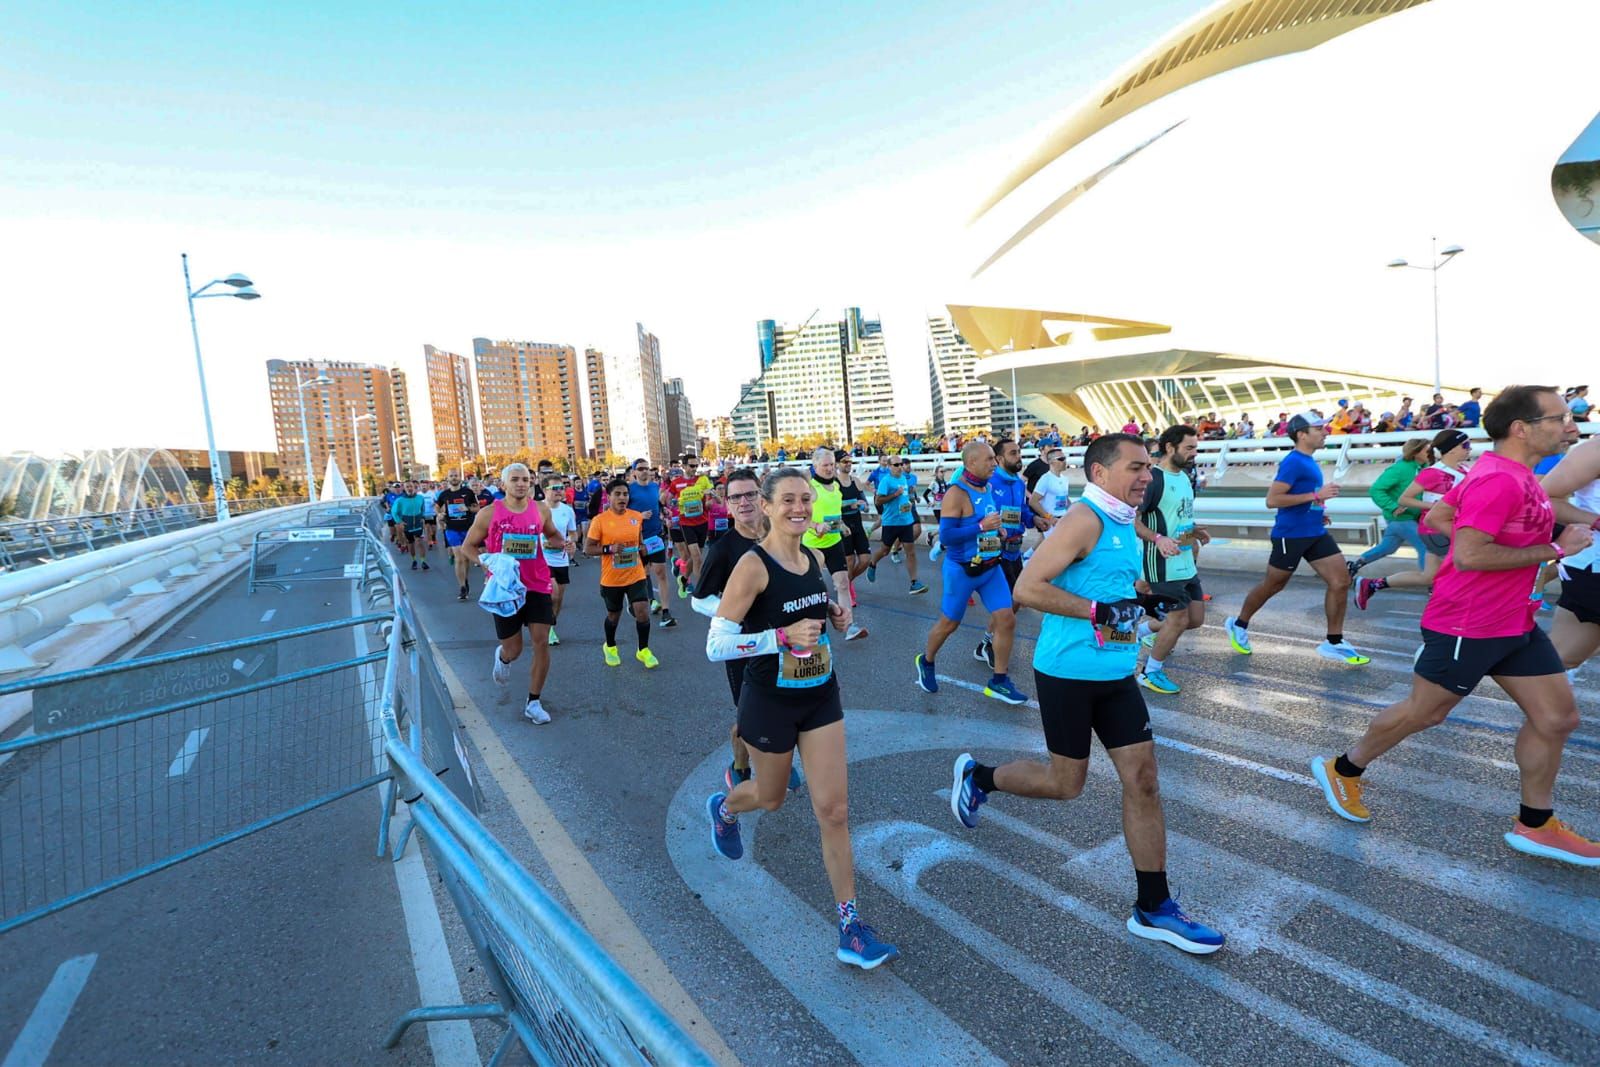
[35,644,279,735]
[287,528,336,541]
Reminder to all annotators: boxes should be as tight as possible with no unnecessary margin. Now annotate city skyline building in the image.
[664,377,697,459]
[167,448,281,486]
[424,344,478,475]
[926,315,1049,439]
[472,338,587,464]
[729,308,895,448]
[584,346,613,461]
[608,324,670,464]
[264,359,414,485]
[695,415,734,458]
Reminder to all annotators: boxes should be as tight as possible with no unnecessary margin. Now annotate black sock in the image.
[1135,869,1170,912]
[1327,633,1343,645]
[528,692,539,703]
[1372,578,1389,591]
[604,616,619,645]
[972,764,998,794]
[1519,804,1553,829]
[1235,618,1248,630]
[636,620,651,648]
[1334,753,1365,778]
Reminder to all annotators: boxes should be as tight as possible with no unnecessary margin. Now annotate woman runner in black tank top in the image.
[701,466,899,970]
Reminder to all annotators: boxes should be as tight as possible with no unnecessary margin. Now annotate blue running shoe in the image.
[837,920,900,970]
[908,580,929,596]
[724,762,751,790]
[788,761,804,792]
[1138,669,1180,695]
[706,792,743,860]
[983,676,1028,705]
[1126,898,1225,955]
[950,753,987,829]
[866,564,877,584]
[915,654,938,693]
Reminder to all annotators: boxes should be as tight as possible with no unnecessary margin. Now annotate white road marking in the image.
[2,954,97,1067]
[166,728,210,777]
[293,568,303,574]
[350,586,480,1067]
[259,609,276,623]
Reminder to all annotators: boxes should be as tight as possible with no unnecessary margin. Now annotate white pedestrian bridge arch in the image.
[0,449,196,520]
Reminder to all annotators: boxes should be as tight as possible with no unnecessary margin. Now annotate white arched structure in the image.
[949,0,1600,431]
[0,450,197,520]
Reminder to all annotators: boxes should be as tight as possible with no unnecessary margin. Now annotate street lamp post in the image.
[294,366,333,503]
[351,405,377,497]
[1387,237,1464,396]
[182,254,260,521]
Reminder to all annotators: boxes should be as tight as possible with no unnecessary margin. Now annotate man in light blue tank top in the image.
[946,434,1226,956]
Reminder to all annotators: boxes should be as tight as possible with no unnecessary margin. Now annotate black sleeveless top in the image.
[743,544,837,698]
[839,479,866,527]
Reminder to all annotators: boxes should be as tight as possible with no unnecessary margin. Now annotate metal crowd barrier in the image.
[246,499,379,595]
[0,504,714,1066]
[0,497,302,572]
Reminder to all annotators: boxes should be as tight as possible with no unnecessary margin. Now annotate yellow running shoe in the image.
[1311,757,1370,822]
[636,648,660,669]
[1504,817,1600,867]
[603,644,621,667]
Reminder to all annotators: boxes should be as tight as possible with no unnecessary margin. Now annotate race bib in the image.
[777,634,833,689]
[613,545,640,569]
[1175,523,1196,549]
[824,513,844,534]
[501,532,540,560]
[643,535,665,555]
[841,498,860,515]
[999,506,1022,530]
[976,531,1002,561]
[681,496,704,519]
[713,517,729,532]
[446,502,467,519]
[1096,622,1138,646]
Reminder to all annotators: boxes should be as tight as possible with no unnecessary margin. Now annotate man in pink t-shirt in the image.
[1309,385,1599,867]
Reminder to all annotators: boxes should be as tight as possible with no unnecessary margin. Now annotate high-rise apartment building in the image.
[695,416,735,457]
[584,346,613,461]
[424,345,478,473]
[729,308,896,448]
[663,378,697,458]
[265,359,414,487]
[391,368,418,475]
[473,338,587,464]
[608,324,670,464]
[926,315,1049,439]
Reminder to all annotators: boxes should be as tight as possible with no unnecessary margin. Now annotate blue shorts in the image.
[940,559,1012,622]
[444,528,467,547]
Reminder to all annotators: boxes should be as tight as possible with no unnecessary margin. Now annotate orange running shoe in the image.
[1504,818,1600,867]
[1311,757,1370,823]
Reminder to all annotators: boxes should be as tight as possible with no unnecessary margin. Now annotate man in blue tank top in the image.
[628,459,676,628]
[948,433,1226,956]
[914,442,1028,704]
[975,438,1049,670]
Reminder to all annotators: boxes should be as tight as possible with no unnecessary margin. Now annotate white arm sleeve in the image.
[690,594,720,618]
[706,615,780,661]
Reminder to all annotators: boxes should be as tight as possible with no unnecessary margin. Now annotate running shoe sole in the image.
[836,946,898,970]
[845,627,869,641]
[1224,616,1251,655]
[1317,645,1371,665]
[950,753,977,828]
[1310,757,1370,823]
[909,585,928,595]
[983,685,1027,706]
[1503,830,1600,867]
[1125,913,1224,955]
[1138,673,1180,695]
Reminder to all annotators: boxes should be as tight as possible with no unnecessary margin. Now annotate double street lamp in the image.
[294,367,333,502]
[351,404,377,497]
[1387,237,1464,395]
[182,254,260,521]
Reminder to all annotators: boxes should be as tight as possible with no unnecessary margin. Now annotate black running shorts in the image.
[680,524,707,546]
[1268,533,1342,572]
[669,526,685,543]
[843,521,870,555]
[725,659,744,705]
[644,549,668,565]
[737,685,843,754]
[1000,556,1024,592]
[600,579,651,613]
[818,541,847,576]
[1148,576,1203,610]
[547,565,570,586]
[1034,672,1153,760]
[881,523,917,547]
[492,592,555,639]
[1414,625,1564,696]
[1558,566,1600,626]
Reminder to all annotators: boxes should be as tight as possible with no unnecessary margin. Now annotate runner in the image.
[1028,447,1073,528]
[460,463,564,724]
[1355,429,1472,607]
[915,441,1029,703]
[705,483,730,545]
[1313,387,1598,865]
[864,454,892,538]
[420,481,440,548]
[975,438,1048,669]
[665,457,714,597]
[949,433,1224,954]
[864,457,928,595]
[1133,425,1211,695]
[570,472,591,564]
[389,480,430,571]
[1540,433,1600,676]
[435,473,479,599]
[541,475,580,645]
[585,478,660,668]
[703,466,899,970]
[801,447,862,641]
[381,483,399,543]
[1222,413,1370,665]
[1347,438,1433,578]
[628,460,677,627]
[836,451,873,611]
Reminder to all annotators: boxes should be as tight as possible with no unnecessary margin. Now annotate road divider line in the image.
[430,649,741,1067]
[2,954,97,1067]
[259,609,276,623]
[166,727,211,777]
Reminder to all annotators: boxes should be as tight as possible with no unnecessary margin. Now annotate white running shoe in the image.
[491,646,511,686]
[1316,640,1371,665]
[845,623,868,641]
[1223,615,1252,655]
[523,699,550,725]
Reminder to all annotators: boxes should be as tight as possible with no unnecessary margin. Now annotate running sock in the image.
[1334,753,1365,778]
[1234,618,1249,630]
[1519,805,1554,829]
[718,799,737,823]
[1145,656,1165,674]
[837,899,860,930]
[1327,633,1344,646]
[1135,869,1171,913]
[1371,578,1389,591]
[972,764,998,793]
[636,620,651,648]
[988,673,1009,687]
[528,692,539,704]
[604,617,619,645]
